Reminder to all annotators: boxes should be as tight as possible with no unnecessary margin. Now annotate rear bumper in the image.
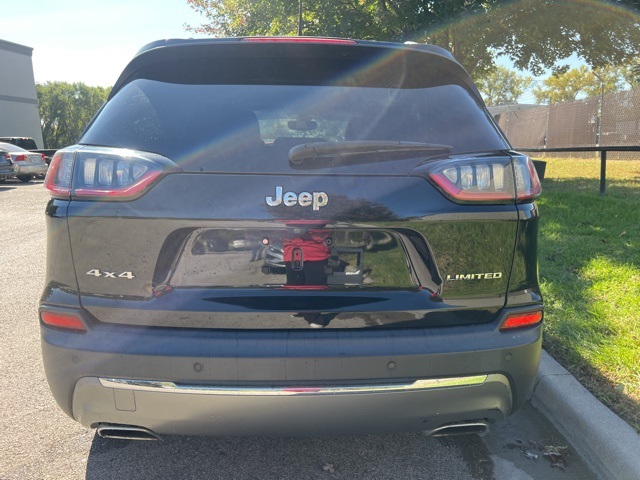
[73,374,511,436]
[0,167,15,179]
[40,306,542,436]
[15,163,48,175]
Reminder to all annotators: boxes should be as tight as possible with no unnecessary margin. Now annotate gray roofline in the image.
[0,39,34,56]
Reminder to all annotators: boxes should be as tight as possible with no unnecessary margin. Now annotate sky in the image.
[2,0,210,87]
[2,0,581,103]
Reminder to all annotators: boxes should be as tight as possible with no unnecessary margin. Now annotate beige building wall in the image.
[0,39,44,148]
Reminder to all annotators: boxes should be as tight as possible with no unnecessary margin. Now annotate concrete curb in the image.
[531,350,640,480]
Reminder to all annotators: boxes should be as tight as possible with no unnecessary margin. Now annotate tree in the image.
[533,66,625,104]
[37,82,110,149]
[476,66,533,106]
[184,0,640,81]
[185,0,501,78]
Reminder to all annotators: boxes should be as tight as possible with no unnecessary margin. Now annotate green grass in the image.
[536,157,640,431]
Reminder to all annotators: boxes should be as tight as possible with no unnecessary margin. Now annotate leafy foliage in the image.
[476,66,533,106]
[533,66,628,104]
[185,0,500,77]
[36,82,110,149]
[185,0,640,80]
[490,1,640,76]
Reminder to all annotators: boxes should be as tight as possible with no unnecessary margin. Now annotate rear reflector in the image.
[499,311,543,331]
[242,37,357,44]
[41,311,87,332]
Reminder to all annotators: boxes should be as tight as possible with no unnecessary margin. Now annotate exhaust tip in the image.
[424,421,489,437]
[97,424,162,441]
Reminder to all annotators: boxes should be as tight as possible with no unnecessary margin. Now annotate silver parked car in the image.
[0,149,16,182]
[0,142,48,182]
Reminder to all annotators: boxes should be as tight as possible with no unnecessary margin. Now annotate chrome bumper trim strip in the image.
[99,375,487,396]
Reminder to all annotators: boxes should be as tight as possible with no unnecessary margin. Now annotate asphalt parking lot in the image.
[0,179,596,479]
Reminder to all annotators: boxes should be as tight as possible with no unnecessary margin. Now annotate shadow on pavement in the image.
[86,431,488,480]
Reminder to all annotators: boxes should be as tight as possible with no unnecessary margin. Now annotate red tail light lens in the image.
[499,310,543,331]
[15,154,27,162]
[45,148,179,201]
[45,151,74,198]
[40,311,87,332]
[426,155,541,204]
[427,157,515,203]
[513,155,542,201]
[72,151,164,199]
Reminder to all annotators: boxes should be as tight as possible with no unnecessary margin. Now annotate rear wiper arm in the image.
[288,141,452,169]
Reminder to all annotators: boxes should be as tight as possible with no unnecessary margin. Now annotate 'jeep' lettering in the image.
[266,186,329,211]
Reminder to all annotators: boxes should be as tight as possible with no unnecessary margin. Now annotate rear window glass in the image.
[81,79,506,174]
[0,138,37,150]
[0,142,28,153]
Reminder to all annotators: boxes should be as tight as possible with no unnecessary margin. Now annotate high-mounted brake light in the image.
[499,310,543,331]
[40,311,87,332]
[242,37,357,44]
[45,148,177,201]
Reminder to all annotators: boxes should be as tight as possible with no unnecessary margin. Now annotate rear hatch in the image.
[50,40,537,329]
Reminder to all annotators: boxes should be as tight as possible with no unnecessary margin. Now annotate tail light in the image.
[513,155,542,201]
[45,148,179,200]
[45,151,74,198]
[15,154,27,162]
[499,310,543,331]
[40,310,87,332]
[424,154,541,204]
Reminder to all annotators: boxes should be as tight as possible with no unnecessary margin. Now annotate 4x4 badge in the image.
[86,269,135,279]
[266,186,329,211]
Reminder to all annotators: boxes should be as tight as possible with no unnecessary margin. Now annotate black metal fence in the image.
[516,146,640,195]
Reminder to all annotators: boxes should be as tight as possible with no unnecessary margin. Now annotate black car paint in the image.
[40,38,542,436]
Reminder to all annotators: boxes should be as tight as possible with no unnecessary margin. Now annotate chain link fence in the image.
[493,88,640,160]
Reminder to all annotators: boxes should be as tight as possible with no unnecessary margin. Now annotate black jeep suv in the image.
[40,37,542,440]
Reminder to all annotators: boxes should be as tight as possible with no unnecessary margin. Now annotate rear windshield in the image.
[0,138,37,150]
[0,142,28,153]
[81,79,507,174]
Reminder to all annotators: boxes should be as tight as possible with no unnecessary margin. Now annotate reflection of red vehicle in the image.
[283,230,331,285]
